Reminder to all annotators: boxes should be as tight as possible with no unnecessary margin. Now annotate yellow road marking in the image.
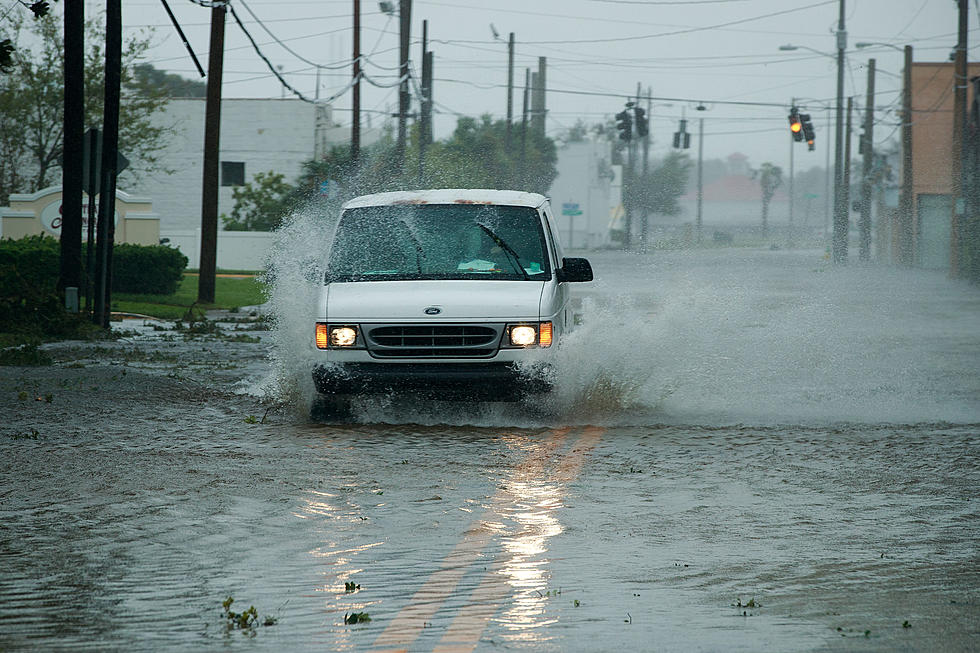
[370,426,605,653]
[431,426,605,653]
[370,428,572,650]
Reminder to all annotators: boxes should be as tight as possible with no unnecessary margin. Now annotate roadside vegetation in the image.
[113,273,267,320]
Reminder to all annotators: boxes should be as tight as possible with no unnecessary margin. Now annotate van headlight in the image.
[506,322,553,348]
[315,323,359,349]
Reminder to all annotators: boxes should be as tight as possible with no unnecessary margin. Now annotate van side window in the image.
[541,211,561,267]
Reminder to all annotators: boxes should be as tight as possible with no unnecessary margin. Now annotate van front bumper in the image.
[312,362,552,401]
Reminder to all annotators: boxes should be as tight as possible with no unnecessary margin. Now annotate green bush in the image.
[111,243,187,294]
[0,235,188,336]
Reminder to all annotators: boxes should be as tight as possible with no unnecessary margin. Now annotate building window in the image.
[221,161,245,187]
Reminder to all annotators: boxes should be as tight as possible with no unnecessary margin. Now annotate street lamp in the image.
[856,42,914,266]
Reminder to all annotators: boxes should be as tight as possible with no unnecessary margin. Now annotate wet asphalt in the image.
[1,248,978,652]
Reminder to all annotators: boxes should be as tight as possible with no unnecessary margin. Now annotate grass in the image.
[113,274,267,320]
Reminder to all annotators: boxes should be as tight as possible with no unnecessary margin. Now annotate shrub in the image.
[0,236,188,336]
[111,243,187,294]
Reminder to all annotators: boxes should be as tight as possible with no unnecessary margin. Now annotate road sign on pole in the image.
[561,202,582,216]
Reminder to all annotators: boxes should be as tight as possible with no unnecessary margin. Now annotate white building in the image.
[125,98,384,267]
[131,97,387,231]
[548,140,614,250]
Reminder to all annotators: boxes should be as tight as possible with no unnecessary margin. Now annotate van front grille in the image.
[366,325,501,358]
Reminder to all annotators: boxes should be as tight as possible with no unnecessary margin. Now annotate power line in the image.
[431,0,836,46]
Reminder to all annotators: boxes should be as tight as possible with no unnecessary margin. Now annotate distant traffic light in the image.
[801,113,815,150]
[788,108,804,142]
[673,119,690,149]
[615,109,633,141]
[634,106,648,137]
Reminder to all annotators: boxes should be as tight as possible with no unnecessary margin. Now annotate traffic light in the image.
[634,106,648,137]
[673,119,690,149]
[801,113,815,150]
[615,109,632,141]
[788,108,804,142]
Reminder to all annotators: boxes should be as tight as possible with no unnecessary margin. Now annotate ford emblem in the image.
[423,306,442,315]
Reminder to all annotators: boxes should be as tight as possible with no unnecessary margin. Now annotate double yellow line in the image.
[370,425,605,653]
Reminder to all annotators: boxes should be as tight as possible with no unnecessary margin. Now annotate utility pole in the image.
[198,1,225,305]
[396,0,412,169]
[832,0,847,264]
[532,57,546,137]
[641,87,652,247]
[623,98,635,251]
[859,58,876,262]
[418,19,430,186]
[951,0,968,277]
[351,0,361,166]
[899,45,914,265]
[520,68,530,183]
[506,32,514,150]
[789,97,796,242]
[94,0,122,327]
[696,111,704,245]
[61,0,84,312]
[843,95,853,263]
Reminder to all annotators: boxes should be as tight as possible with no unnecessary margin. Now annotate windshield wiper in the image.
[476,223,529,280]
[399,219,426,274]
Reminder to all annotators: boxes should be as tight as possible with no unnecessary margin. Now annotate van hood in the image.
[324,280,545,321]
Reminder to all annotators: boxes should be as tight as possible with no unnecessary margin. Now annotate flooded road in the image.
[2,248,978,651]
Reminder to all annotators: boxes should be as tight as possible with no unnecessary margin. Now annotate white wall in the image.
[163,229,276,271]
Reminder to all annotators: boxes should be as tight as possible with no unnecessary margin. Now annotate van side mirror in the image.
[556,257,593,283]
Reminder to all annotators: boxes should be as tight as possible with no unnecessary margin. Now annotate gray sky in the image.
[95,0,970,170]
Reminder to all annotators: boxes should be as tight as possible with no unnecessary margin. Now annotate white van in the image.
[312,189,593,408]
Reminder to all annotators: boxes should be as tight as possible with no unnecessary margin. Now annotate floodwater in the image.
[1,247,978,652]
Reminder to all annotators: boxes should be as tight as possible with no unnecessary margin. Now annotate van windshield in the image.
[327,204,551,282]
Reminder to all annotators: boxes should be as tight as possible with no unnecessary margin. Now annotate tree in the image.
[631,151,692,216]
[758,162,783,238]
[0,9,170,203]
[221,171,297,232]
[132,63,206,98]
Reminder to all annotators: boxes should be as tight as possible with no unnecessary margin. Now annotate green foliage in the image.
[111,243,187,294]
[344,612,371,624]
[222,596,277,633]
[132,63,205,98]
[758,162,783,236]
[222,171,298,232]
[224,116,560,232]
[0,8,169,203]
[0,234,81,336]
[0,235,186,338]
[0,341,53,366]
[631,151,693,216]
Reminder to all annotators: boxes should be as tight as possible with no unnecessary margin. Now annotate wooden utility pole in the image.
[61,0,84,310]
[859,59,876,262]
[642,87,652,247]
[842,95,853,263]
[832,0,847,263]
[951,0,968,277]
[520,68,530,183]
[506,32,514,149]
[396,0,412,168]
[352,0,361,165]
[94,0,122,327]
[899,45,914,265]
[418,19,429,186]
[198,2,226,305]
[531,57,546,137]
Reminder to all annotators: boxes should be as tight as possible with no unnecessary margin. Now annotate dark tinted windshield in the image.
[327,203,551,282]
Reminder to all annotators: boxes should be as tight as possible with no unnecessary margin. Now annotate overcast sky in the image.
[87,0,972,171]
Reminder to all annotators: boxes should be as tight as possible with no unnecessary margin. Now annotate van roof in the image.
[342,189,548,210]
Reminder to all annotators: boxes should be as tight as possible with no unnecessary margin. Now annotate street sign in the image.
[561,202,582,216]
